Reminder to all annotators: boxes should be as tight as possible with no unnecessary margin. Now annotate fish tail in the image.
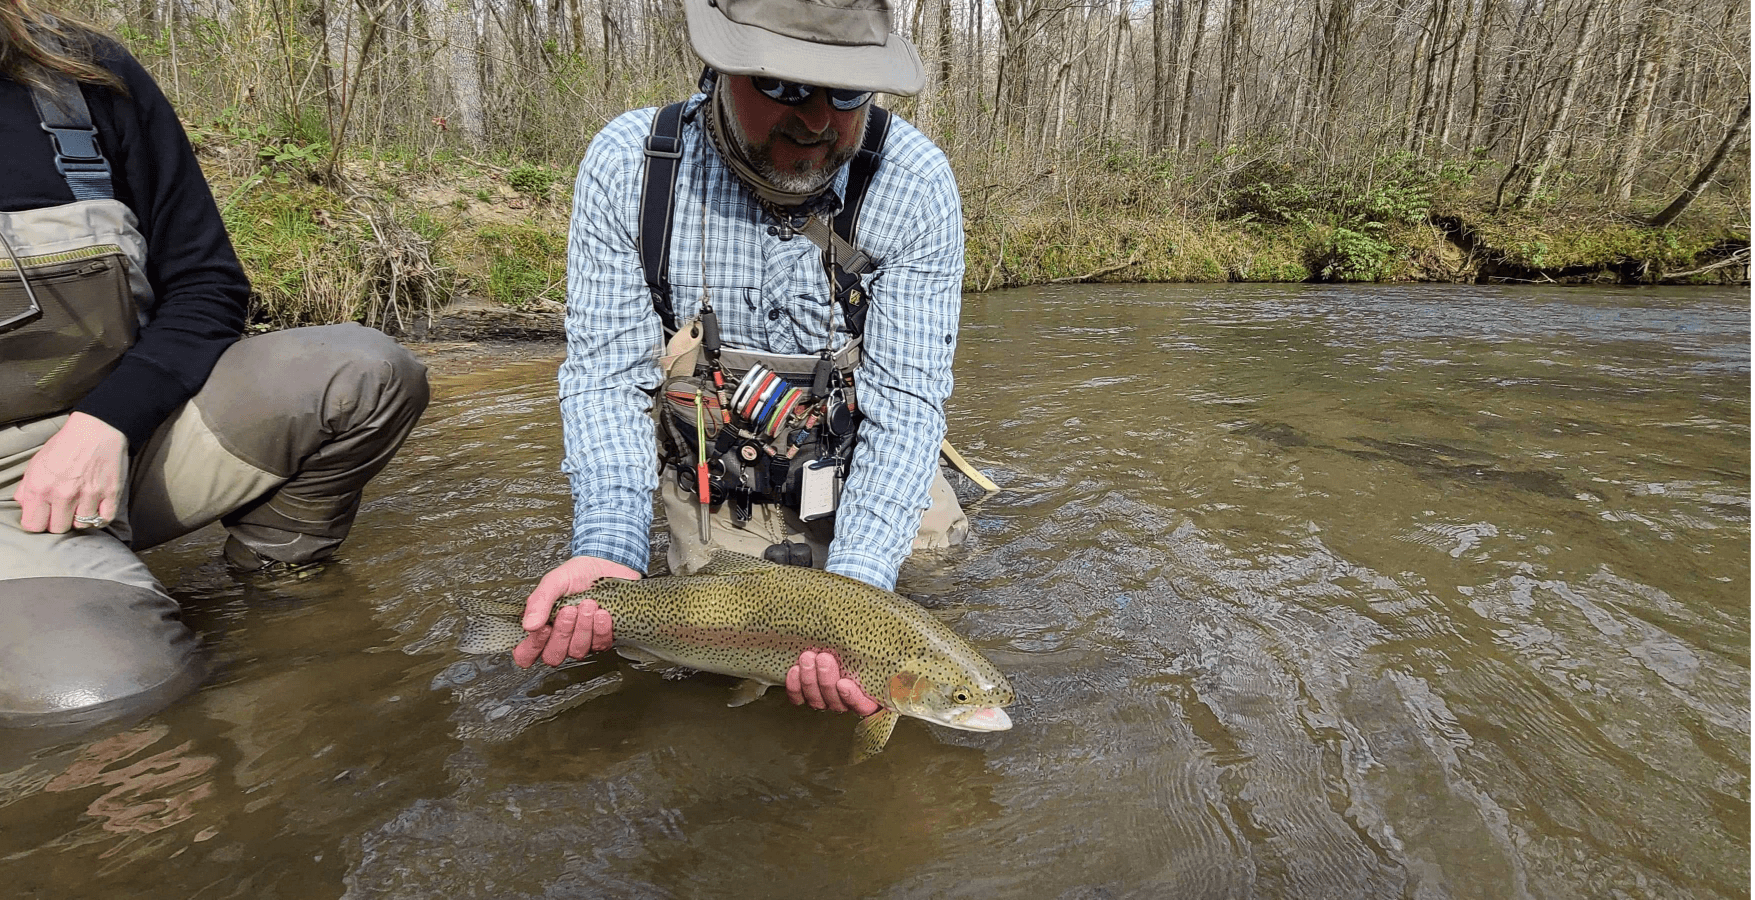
[456,597,531,655]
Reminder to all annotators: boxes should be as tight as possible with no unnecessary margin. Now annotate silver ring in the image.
[73,514,108,528]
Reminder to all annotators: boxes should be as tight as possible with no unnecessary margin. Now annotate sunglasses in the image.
[751,77,873,112]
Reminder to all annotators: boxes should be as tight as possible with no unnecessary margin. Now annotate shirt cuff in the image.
[825,546,899,591]
[569,517,650,575]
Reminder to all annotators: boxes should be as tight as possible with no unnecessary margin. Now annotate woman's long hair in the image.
[0,0,124,92]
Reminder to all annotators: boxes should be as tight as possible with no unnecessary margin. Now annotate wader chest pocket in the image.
[0,247,139,427]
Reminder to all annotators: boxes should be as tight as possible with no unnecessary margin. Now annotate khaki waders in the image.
[660,466,969,577]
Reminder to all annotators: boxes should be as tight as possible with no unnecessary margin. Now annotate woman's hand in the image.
[16,412,127,534]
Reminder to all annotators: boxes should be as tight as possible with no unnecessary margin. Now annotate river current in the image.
[1,283,1747,899]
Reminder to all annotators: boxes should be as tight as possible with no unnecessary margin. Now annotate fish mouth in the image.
[937,706,1012,733]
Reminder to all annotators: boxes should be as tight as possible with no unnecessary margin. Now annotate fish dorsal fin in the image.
[692,550,778,577]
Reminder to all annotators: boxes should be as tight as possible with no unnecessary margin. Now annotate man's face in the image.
[723,75,869,194]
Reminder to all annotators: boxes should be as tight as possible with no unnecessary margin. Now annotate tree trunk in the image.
[1435,0,1468,150]
[1290,3,1322,149]
[1650,100,1751,227]
[1414,0,1452,148]
[1164,0,1187,150]
[995,0,1034,134]
[1151,0,1167,150]
[1177,0,1213,153]
[938,0,953,91]
[1317,0,1353,154]
[1100,6,1128,144]
[1611,4,1670,204]
[1048,60,1072,151]
[1400,5,1430,148]
[1515,0,1596,209]
[1464,0,1495,150]
[1483,0,1548,153]
[1217,0,1249,148]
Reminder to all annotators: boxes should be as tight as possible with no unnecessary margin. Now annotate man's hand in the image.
[513,556,638,668]
[786,649,881,717]
[16,412,127,534]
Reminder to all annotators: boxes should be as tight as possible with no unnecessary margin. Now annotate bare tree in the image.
[1609,2,1671,203]
[1177,0,1213,153]
[1514,0,1598,208]
[1650,99,1751,226]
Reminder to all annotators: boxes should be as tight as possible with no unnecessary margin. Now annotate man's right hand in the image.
[513,556,638,668]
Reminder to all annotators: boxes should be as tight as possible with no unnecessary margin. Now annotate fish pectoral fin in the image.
[727,679,771,708]
[614,646,663,664]
[692,550,777,577]
[614,646,672,670]
[849,709,900,765]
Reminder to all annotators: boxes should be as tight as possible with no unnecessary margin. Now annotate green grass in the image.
[478,224,567,308]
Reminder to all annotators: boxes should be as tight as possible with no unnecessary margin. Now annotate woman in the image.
[0,2,429,735]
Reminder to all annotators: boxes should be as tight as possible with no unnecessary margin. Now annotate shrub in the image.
[508,162,558,201]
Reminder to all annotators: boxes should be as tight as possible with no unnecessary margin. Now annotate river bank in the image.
[200,136,1749,335]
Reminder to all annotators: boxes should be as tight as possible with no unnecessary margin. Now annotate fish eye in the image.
[953,689,971,703]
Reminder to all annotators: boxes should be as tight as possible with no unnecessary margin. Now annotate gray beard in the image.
[728,104,867,195]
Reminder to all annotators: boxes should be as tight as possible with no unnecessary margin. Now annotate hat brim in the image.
[684,0,926,96]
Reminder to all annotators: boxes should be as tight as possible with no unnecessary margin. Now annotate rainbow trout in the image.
[458,551,1014,762]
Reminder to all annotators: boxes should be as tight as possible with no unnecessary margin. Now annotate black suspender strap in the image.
[823,106,891,338]
[28,73,114,201]
[639,101,688,334]
[832,107,890,251]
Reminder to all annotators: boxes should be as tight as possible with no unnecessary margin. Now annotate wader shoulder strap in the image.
[834,106,890,256]
[639,101,688,334]
[28,73,114,201]
[811,106,891,339]
[636,103,891,339]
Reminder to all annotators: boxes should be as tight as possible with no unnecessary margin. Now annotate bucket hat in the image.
[683,0,926,96]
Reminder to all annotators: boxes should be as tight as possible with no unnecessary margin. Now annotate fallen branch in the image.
[1050,257,1140,284]
[1658,248,1750,282]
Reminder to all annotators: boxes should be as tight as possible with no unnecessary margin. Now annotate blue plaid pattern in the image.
[560,95,964,589]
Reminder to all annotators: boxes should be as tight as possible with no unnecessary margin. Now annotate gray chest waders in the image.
[0,67,206,733]
[639,99,890,565]
[0,71,152,428]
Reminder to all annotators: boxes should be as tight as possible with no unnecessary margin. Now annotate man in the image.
[515,0,966,714]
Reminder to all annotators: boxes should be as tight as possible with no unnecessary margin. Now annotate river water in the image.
[1,284,1747,899]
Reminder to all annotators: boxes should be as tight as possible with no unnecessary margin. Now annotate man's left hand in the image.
[786,649,881,716]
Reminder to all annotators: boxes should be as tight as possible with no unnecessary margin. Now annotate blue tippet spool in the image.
[755,380,787,423]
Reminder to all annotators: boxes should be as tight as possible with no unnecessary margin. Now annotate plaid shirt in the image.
[559,95,964,590]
